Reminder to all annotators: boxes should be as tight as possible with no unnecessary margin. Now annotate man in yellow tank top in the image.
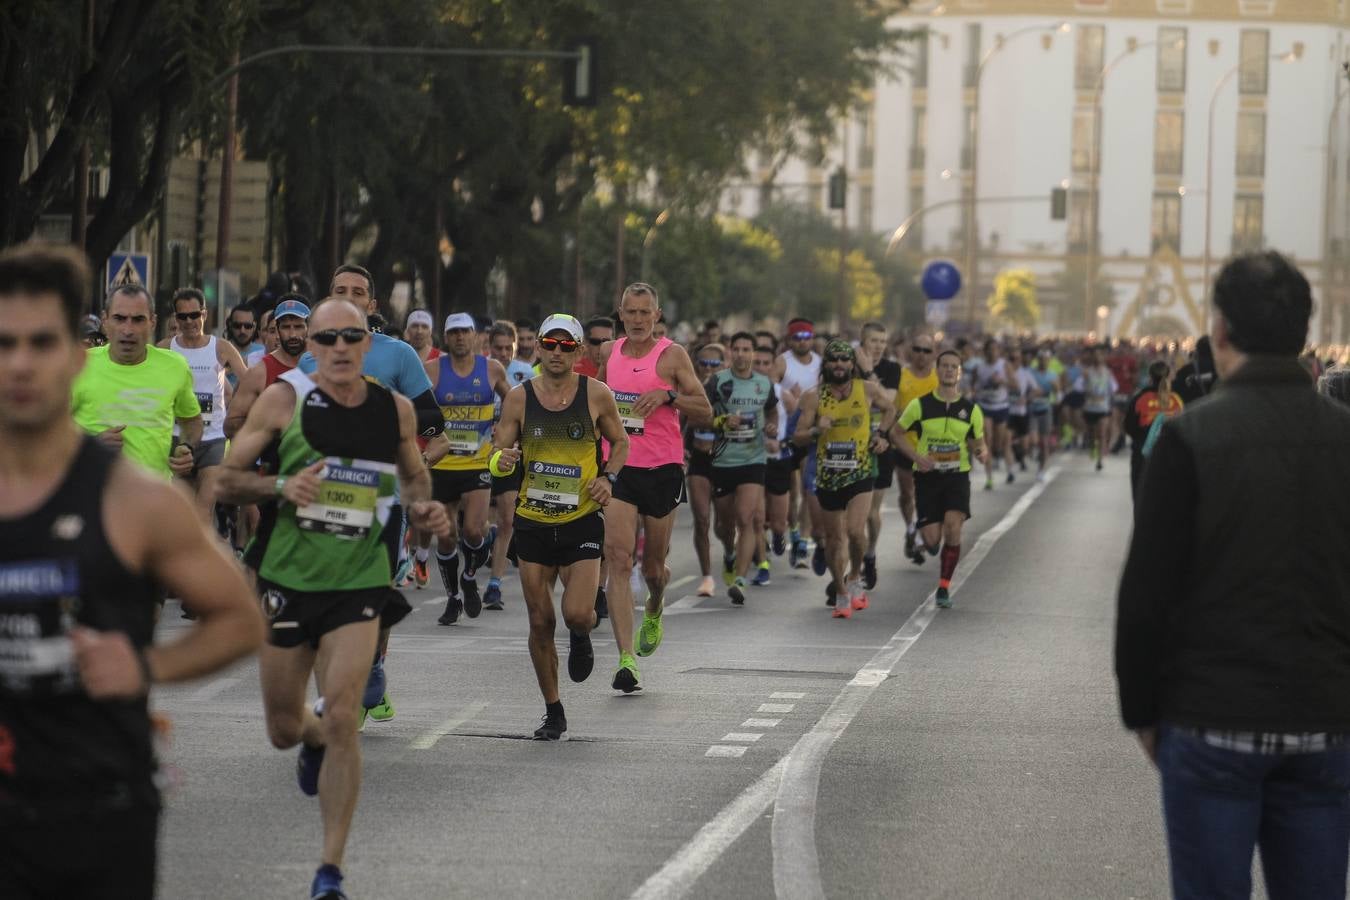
[895,331,939,565]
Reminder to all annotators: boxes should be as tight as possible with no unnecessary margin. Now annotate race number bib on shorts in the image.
[822,441,859,471]
[0,559,80,696]
[524,461,583,516]
[929,441,962,472]
[613,391,645,435]
[295,459,380,539]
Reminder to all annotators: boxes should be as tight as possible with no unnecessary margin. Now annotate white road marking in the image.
[742,718,781,728]
[667,574,696,591]
[419,595,447,607]
[409,700,489,750]
[722,733,763,743]
[189,677,238,702]
[770,691,806,699]
[630,465,1060,900]
[705,745,748,758]
[757,703,794,714]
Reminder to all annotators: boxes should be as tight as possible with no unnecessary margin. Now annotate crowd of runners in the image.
[4,240,1349,899]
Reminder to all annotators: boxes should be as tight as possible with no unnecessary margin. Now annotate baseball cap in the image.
[274,298,310,321]
[539,313,583,342]
[406,309,433,329]
[443,312,475,332]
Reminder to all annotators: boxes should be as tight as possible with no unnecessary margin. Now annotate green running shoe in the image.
[636,611,664,657]
[612,652,642,693]
[368,693,395,722]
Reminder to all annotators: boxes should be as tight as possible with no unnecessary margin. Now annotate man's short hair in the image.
[728,331,756,348]
[514,317,536,333]
[1213,251,1311,356]
[106,282,153,313]
[331,263,375,296]
[172,287,206,309]
[704,319,721,331]
[0,242,91,338]
[936,349,963,365]
[861,321,886,338]
[585,316,614,336]
[621,282,659,306]
[489,321,517,342]
[227,303,255,322]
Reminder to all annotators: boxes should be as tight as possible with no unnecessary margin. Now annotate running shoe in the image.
[722,553,736,586]
[612,652,641,693]
[297,699,324,797]
[567,630,594,683]
[904,530,916,558]
[825,582,837,607]
[368,693,395,722]
[483,582,504,611]
[437,593,462,626]
[729,577,747,606]
[753,561,771,587]
[1006,471,1015,485]
[984,477,994,491]
[310,863,346,900]
[935,586,952,609]
[862,554,877,590]
[791,539,810,569]
[696,576,715,597]
[533,708,567,741]
[594,587,608,620]
[362,659,386,710]
[393,553,413,588]
[461,573,482,618]
[909,546,926,565]
[831,598,852,619]
[413,556,430,588]
[637,611,663,657]
[811,543,827,576]
[771,532,786,556]
[1095,459,1104,472]
[849,580,869,611]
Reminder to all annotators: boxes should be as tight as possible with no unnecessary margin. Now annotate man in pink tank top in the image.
[598,283,712,693]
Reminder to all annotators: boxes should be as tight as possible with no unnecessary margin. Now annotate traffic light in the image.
[1051,187,1067,221]
[829,168,847,210]
[564,39,597,107]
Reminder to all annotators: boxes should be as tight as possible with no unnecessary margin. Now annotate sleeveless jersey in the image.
[432,355,495,471]
[516,378,601,525]
[170,335,226,441]
[262,352,295,387]
[0,438,160,821]
[606,337,682,468]
[972,358,1009,411]
[780,351,821,395]
[816,379,873,491]
[707,369,777,468]
[259,370,400,592]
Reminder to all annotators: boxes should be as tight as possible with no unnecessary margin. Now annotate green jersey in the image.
[706,369,777,468]
[258,370,401,592]
[898,391,985,474]
[71,345,200,478]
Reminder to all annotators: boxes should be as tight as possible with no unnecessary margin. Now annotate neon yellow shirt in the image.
[71,346,200,477]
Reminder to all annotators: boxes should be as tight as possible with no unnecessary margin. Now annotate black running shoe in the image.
[811,543,827,576]
[594,587,609,621]
[862,554,878,590]
[461,573,482,618]
[437,593,462,626]
[533,709,567,741]
[567,630,594,683]
[825,582,837,607]
[904,530,916,557]
[729,582,746,606]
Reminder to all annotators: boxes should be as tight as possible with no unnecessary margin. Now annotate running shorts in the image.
[0,806,159,900]
[1064,391,1086,410]
[512,512,604,568]
[258,582,406,649]
[1084,410,1108,426]
[1028,410,1054,436]
[983,407,1010,425]
[192,437,226,470]
[432,468,491,504]
[1008,414,1029,438]
[712,464,766,499]
[816,477,874,512]
[612,463,685,518]
[491,467,524,498]
[764,457,793,496]
[873,448,896,490]
[687,448,714,481]
[914,471,972,528]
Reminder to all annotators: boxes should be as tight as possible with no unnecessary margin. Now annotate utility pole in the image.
[215,50,240,273]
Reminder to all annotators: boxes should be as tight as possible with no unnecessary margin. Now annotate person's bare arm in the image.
[224,362,266,439]
[488,385,526,474]
[217,383,295,504]
[634,344,712,425]
[155,337,172,349]
[595,340,613,384]
[176,415,203,448]
[218,339,249,384]
[588,380,630,505]
[792,389,821,446]
[393,394,449,537]
[867,380,898,435]
[488,359,510,399]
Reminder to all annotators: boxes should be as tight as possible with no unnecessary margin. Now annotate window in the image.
[908,184,925,247]
[1236,111,1266,177]
[1154,110,1184,175]
[1151,191,1182,252]
[1232,194,1264,251]
[1157,27,1187,92]
[1072,108,1098,173]
[1068,189,1096,250]
[1076,25,1106,90]
[912,33,930,89]
[1239,29,1269,95]
[964,24,982,87]
[859,186,874,233]
[910,107,927,170]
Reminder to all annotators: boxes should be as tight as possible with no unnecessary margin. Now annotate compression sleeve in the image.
[410,388,444,438]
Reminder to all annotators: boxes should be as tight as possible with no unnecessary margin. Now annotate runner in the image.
[792,341,894,618]
[158,287,249,525]
[1005,345,1033,476]
[1081,345,1118,472]
[686,343,726,597]
[895,330,938,564]
[1027,346,1062,482]
[971,337,1014,489]
[71,283,202,481]
[514,318,538,367]
[707,332,778,605]
[0,242,263,900]
[426,312,510,624]
[489,314,629,739]
[218,297,450,900]
[403,309,440,364]
[224,303,263,387]
[598,282,711,692]
[778,317,821,568]
[754,343,795,584]
[574,315,613,378]
[485,320,533,610]
[858,322,899,590]
[892,349,989,609]
[252,307,279,366]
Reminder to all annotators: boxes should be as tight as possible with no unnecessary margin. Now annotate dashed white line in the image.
[409,700,489,750]
[757,703,794,714]
[742,718,781,729]
[704,745,748,759]
[770,691,806,699]
[721,733,763,743]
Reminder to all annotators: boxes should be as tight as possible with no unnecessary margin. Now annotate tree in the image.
[987,269,1041,331]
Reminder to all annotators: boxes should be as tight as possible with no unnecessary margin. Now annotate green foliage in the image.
[987,269,1041,330]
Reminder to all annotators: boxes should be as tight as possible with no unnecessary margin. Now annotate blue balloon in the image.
[920,260,962,301]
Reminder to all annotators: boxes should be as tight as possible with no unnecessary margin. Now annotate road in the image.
[152,453,1170,899]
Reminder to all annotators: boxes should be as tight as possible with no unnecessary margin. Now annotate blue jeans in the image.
[1158,724,1350,899]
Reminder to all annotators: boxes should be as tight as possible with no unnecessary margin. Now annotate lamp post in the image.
[1202,44,1303,318]
[964,21,1069,327]
[1320,76,1349,343]
[1085,36,1185,332]
[639,208,670,282]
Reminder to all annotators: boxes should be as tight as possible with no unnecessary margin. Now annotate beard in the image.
[282,338,306,356]
[822,366,851,385]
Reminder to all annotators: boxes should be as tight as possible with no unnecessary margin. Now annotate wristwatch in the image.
[605,472,619,485]
[274,476,288,497]
[666,389,678,405]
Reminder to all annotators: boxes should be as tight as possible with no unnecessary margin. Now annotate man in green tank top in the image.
[218,298,449,900]
[490,314,629,740]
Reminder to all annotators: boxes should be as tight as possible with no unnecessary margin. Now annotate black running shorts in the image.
[512,513,604,568]
[1008,414,1030,438]
[686,448,714,481]
[815,477,874,512]
[431,468,491,504]
[764,457,793,496]
[0,806,159,900]
[258,582,406,649]
[712,463,766,499]
[873,448,896,490]
[914,471,972,528]
[612,463,686,518]
[491,467,524,498]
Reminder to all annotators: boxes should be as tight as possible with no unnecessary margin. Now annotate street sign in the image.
[106,252,151,295]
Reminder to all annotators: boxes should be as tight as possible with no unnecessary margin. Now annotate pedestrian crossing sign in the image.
[106,252,151,294]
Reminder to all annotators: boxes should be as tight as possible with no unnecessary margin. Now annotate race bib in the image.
[725,414,757,443]
[195,391,215,414]
[614,391,645,435]
[0,559,81,696]
[821,440,858,471]
[929,440,962,472]
[444,427,484,456]
[523,461,583,516]
[295,460,379,539]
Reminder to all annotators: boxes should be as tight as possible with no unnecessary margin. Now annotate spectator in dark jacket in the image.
[1116,250,1350,900]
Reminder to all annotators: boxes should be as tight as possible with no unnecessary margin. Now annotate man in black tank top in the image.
[0,243,265,899]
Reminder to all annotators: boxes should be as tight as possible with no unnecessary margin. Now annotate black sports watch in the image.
[605,472,619,486]
[665,389,678,404]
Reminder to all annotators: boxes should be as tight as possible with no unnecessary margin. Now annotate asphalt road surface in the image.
[152,453,1175,899]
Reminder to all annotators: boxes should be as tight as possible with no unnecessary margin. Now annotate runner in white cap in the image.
[403,309,440,364]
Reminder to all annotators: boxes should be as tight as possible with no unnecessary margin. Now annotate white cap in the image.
[406,309,433,329]
[539,313,583,342]
[443,312,475,332]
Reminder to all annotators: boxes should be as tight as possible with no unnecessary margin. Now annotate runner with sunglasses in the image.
[219,297,450,900]
[224,304,263,387]
[490,314,629,738]
[686,343,726,597]
[896,331,938,564]
[598,283,712,692]
[792,341,894,618]
[858,322,899,590]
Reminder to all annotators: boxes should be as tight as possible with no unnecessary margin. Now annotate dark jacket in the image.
[1115,355,1350,731]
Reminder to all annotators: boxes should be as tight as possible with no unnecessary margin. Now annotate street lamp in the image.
[640,208,671,282]
[1084,36,1186,332]
[963,21,1069,326]
[1202,44,1303,317]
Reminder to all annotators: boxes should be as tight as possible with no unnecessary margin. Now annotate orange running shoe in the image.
[413,556,430,588]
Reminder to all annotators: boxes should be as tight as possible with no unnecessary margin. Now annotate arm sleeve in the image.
[765,385,778,413]
[410,389,444,438]
[1115,422,1197,729]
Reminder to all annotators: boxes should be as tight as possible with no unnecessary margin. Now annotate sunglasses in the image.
[791,331,814,340]
[912,346,934,354]
[311,327,367,346]
[539,337,579,352]
[587,337,606,346]
[175,311,203,321]
[229,320,256,330]
[698,358,722,368]
[825,355,853,364]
